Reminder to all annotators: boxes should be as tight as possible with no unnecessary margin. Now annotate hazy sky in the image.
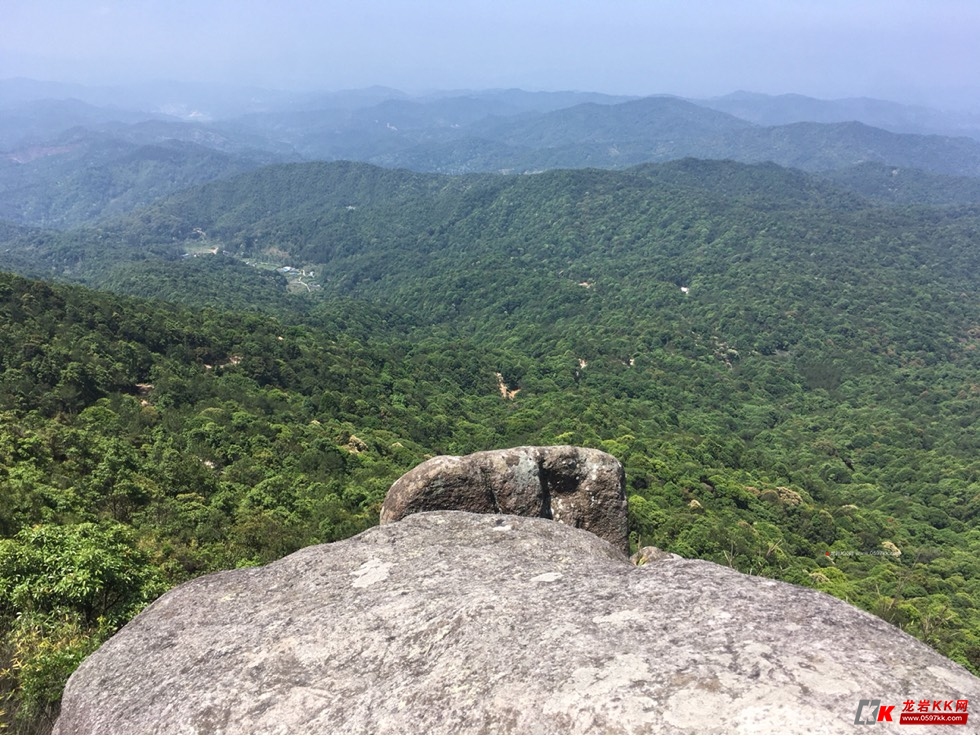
[3,0,980,108]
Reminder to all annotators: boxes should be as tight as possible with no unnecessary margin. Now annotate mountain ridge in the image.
[5,81,980,231]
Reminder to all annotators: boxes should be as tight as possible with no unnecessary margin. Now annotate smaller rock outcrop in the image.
[380,445,628,552]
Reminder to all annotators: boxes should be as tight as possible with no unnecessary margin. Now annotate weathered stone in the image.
[630,545,682,565]
[380,445,628,552]
[57,511,980,735]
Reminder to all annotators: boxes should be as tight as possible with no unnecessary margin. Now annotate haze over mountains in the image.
[6,78,980,229]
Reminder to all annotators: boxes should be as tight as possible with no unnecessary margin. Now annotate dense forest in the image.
[0,157,978,731]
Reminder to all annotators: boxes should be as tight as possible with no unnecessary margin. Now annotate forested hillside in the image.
[0,131,287,228]
[0,158,979,730]
[0,273,525,730]
[819,162,980,205]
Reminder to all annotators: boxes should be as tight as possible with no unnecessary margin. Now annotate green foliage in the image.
[1,611,101,733]
[0,157,979,726]
[0,523,163,626]
[0,522,164,731]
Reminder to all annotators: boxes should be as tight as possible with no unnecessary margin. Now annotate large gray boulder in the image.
[380,445,628,553]
[57,512,979,734]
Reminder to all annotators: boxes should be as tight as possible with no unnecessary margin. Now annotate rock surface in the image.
[380,445,628,553]
[57,512,980,734]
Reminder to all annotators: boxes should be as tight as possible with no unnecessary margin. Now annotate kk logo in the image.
[854,699,895,725]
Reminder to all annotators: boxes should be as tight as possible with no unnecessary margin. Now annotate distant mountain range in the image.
[695,90,980,139]
[3,79,980,229]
